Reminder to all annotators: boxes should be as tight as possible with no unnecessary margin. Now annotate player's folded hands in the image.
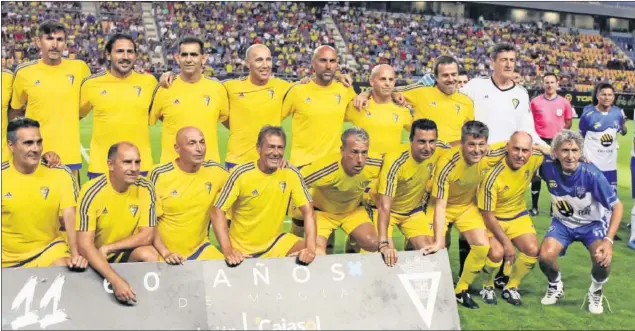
[67,254,88,270]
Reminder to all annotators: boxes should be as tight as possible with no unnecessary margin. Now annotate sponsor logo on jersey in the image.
[548,180,558,188]
[129,204,139,217]
[555,200,574,217]
[600,133,613,147]
[279,181,287,193]
[174,99,180,104]
[40,186,49,200]
[429,101,436,107]
[512,98,519,109]
[133,85,142,96]
[205,182,212,194]
[34,80,41,86]
[238,92,245,98]
[203,95,210,106]
[102,207,108,214]
[4,192,12,199]
[171,190,178,197]
[305,97,312,103]
[575,186,586,199]
[252,189,259,196]
[100,89,107,96]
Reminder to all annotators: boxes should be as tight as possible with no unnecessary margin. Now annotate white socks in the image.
[590,276,608,293]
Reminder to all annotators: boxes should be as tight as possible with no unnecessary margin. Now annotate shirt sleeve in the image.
[79,80,92,118]
[10,71,28,110]
[344,101,359,123]
[301,160,336,188]
[281,85,297,119]
[214,171,242,212]
[137,179,157,228]
[288,167,312,207]
[477,170,498,212]
[578,110,589,137]
[431,155,453,201]
[58,167,78,210]
[590,170,619,210]
[377,153,401,198]
[217,84,230,123]
[76,185,98,232]
[148,85,163,125]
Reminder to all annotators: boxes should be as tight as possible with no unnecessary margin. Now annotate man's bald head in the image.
[176,126,204,145]
[107,141,139,161]
[370,64,396,100]
[245,44,270,61]
[506,131,533,170]
[370,64,394,80]
[174,126,206,165]
[312,45,337,61]
[510,131,533,146]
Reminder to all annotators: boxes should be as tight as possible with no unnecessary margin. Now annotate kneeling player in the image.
[211,126,316,266]
[150,127,227,264]
[477,131,544,305]
[538,130,623,314]
[77,142,158,304]
[2,118,86,269]
[371,119,448,266]
[301,127,381,255]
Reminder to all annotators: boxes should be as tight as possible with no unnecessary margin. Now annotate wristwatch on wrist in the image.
[378,240,390,249]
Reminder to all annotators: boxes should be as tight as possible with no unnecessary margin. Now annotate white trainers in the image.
[480,286,498,305]
[582,289,612,314]
[541,281,564,305]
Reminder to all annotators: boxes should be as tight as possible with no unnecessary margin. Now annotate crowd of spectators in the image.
[153,1,334,79]
[1,2,634,93]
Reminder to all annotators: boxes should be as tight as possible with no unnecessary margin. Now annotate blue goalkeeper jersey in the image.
[539,156,619,229]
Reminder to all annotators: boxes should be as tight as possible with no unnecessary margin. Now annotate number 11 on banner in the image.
[10,275,67,330]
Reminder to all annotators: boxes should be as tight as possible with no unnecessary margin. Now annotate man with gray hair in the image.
[537,130,622,314]
[299,127,382,254]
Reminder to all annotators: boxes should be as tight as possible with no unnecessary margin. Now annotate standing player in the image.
[150,127,227,264]
[2,68,13,161]
[477,131,545,306]
[461,43,545,145]
[211,126,317,265]
[9,21,90,182]
[422,121,507,309]
[538,130,623,314]
[345,64,412,155]
[77,142,158,304]
[2,118,86,269]
[579,83,627,192]
[457,68,469,89]
[300,127,381,255]
[529,73,573,216]
[372,119,449,266]
[150,36,228,164]
[396,55,474,146]
[80,34,157,179]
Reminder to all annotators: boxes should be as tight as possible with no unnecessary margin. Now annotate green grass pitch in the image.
[79,115,635,330]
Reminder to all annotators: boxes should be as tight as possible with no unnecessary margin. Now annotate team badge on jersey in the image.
[512,98,519,109]
[133,86,142,96]
[205,182,212,194]
[393,113,399,122]
[524,170,530,179]
[455,105,461,113]
[203,95,210,106]
[555,200,574,217]
[600,133,613,147]
[40,186,50,200]
[575,186,586,199]
[335,94,341,104]
[171,190,178,197]
[67,74,75,85]
[556,108,563,116]
[100,89,108,96]
[129,204,139,217]
[268,89,275,99]
[426,163,434,175]
[279,181,287,193]
[593,122,601,129]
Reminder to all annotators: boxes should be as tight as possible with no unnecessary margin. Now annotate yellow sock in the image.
[455,245,490,294]
[506,253,537,289]
[481,257,502,288]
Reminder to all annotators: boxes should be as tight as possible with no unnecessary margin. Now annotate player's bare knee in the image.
[357,233,379,252]
[523,244,539,258]
[132,246,159,262]
[488,245,504,262]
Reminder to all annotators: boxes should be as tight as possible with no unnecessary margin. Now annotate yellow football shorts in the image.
[158,241,224,262]
[369,206,434,239]
[316,205,373,239]
[250,233,302,258]
[487,213,536,240]
[428,203,487,235]
[2,239,70,268]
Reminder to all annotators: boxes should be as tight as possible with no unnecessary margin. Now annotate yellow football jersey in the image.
[432,142,506,207]
[2,69,14,162]
[11,59,91,168]
[80,71,157,174]
[223,77,293,165]
[301,153,382,214]
[150,160,228,256]
[401,85,474,144]
[281,81,356,166]
[2,161,78,266]
[345,99,413,155]
[478,151,544,219]
[214,162,312,254]
[76,175,157,249]
[149,76,229,163]
[374,142,449,214]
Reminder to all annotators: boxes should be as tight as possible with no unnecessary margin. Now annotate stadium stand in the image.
[152,1,334,79]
